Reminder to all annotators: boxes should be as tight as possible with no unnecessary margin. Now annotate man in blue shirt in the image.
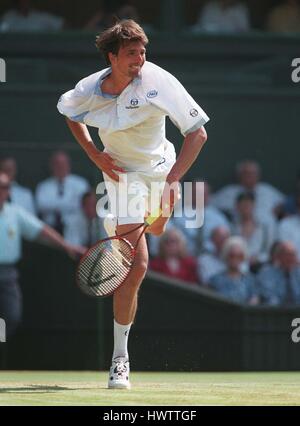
[0,172,85,338]
[257,241,300,306]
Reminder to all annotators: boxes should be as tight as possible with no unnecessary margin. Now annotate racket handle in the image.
[145,207,163,226]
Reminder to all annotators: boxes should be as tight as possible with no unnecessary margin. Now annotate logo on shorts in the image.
[190,108,198,117]
[147,89,158,98]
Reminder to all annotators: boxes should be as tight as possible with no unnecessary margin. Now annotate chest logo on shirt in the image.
[147,90,158,98]
[190,108,199,117]
[126,98,139,109]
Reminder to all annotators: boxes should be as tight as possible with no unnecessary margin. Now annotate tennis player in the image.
[57,19,209,389]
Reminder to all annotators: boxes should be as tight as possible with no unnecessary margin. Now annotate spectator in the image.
[0,172,85,338]
[211,160,285,223]
[64,191,106,246]
[190,0,250,33]
[265,0,300,33]
[150,228,199,284]
[0,0,64,32]
[35,150,90,235]
[257,241,300,306]
[0,156,36,215]
[232,192,275,271]
[197,226,230,285]
[208,236,259,304]
[278,192,300,261]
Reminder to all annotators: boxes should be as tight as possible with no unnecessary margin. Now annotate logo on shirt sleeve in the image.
[147,90,158,98]
[190,108,199,117]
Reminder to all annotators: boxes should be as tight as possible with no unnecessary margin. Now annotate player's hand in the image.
[89,151,125,182]
[65,244,87,260]
[160,178,181,216]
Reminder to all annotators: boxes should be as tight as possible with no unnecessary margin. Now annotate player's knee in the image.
[135,258,148,278]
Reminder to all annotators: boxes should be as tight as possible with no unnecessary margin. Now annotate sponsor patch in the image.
[190,108,199,117]
[147,89,158,98]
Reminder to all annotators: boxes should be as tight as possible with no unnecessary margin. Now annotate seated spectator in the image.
[211,160,285,223]
[232,192,276,271]
[149,228,199,284]
[197,226,230,285]
[35,151,90,235]
[0,156,36,215]
[0,172,85,338]
[257,241,300,306]
[265,0,300,33]
[190,0,250,33]
[64,191,106,246]
[208,236,259,304]
[0,0,64,32]
[278,192,300,261]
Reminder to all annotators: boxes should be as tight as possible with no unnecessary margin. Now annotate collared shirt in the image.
[257,264,300,306]
[10,181,36,215]
[231,219,276,263]
[0,202,43,264]
[278,215,300,261]
[211,182,284,223]
[35,174,90,229]
[64,210,106,246]
[57,61,210,171]
[197,252,226,284]
[208,271,257,304]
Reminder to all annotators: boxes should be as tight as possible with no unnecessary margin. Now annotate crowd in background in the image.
[1,153,300,308]
[1,0,300,34]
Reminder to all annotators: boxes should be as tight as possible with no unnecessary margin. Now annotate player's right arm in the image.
[65,118,125,182]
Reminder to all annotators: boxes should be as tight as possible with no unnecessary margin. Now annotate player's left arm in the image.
[167,126,207,184]
[147,126,207,236]
[164,126,208,209]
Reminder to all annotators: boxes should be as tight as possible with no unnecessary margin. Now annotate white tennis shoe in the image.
[108,357,131,389]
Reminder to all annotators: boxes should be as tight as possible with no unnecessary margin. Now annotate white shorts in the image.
[102,143,176,227]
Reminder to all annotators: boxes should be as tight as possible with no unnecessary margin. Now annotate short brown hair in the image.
[95,19,148,65]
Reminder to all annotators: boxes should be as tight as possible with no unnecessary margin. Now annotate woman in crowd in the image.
[208,236,259,304]
[150,227,200,284]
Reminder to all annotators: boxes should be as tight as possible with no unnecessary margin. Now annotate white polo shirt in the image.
[57,61,209,171]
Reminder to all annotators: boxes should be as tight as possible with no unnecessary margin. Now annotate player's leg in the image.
[108,223,148,389]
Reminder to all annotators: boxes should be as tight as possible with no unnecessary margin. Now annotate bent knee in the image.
[134,258,148,277]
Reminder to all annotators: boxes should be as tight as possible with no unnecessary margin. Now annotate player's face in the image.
[110,41,146,79]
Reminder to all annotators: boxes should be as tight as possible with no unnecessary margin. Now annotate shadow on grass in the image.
[0,385,73,394]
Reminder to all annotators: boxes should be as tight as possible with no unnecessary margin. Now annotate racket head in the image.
[76,236,135,297]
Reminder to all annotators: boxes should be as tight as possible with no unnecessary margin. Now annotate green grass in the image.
[0,371,300,406]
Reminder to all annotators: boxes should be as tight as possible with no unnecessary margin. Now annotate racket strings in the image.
[77,239,134,296]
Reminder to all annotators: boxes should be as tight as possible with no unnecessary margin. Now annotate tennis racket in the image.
[76,209,162,297]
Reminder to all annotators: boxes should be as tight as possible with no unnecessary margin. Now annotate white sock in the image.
[112,319,132,360]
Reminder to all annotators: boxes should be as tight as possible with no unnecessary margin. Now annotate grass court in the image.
[0,371,300,405]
